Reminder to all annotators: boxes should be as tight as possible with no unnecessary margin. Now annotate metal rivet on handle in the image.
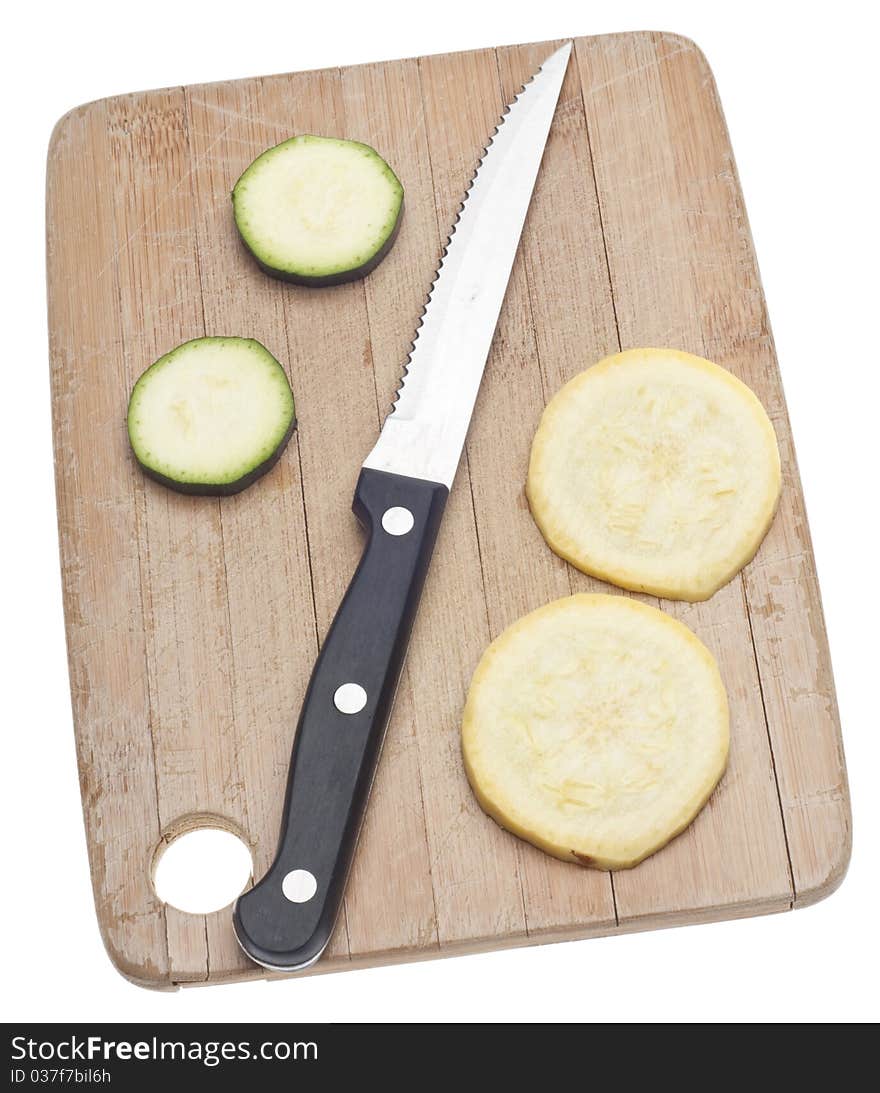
[282,869,317,904]
[381,506,415,536]
[333,682,367,715]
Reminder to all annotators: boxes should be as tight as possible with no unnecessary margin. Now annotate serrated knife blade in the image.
[364,41,572,487]
[234,42,572,972]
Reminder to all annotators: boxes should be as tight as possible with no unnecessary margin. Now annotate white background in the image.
[2,0,877,1023]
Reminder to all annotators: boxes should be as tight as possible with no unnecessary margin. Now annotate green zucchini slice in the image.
[232,135,404,285]
[127,337,296,496]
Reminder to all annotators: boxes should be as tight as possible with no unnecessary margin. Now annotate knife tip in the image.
[544,40,573,71]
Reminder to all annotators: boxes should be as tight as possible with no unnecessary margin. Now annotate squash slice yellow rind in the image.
[462,594,729,870]
[526,348,781,601]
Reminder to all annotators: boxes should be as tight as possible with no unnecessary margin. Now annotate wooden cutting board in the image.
[46,32,850,989]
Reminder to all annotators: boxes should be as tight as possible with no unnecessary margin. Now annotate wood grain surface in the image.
[46,32,850,989]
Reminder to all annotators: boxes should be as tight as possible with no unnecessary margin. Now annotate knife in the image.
[233,42,573,972]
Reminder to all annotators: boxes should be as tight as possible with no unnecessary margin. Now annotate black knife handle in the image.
[233,467,448,970]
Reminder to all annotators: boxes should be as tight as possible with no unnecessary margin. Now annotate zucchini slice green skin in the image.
[127,337,297,497]
[232,134,404,286]
[246,210,403,287]
[136,414,297,497]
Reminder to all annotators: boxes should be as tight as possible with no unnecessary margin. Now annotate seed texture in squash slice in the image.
[527,348,781,601]
[462,594,729,870]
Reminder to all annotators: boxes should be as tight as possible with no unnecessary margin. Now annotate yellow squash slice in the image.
[527,348,781,601]
[462,594,729,869]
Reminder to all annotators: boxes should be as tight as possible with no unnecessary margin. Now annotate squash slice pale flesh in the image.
[462,594,729,870]
[526,348,781,601]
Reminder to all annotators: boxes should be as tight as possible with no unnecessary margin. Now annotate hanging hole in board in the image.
[152,822,253,915]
